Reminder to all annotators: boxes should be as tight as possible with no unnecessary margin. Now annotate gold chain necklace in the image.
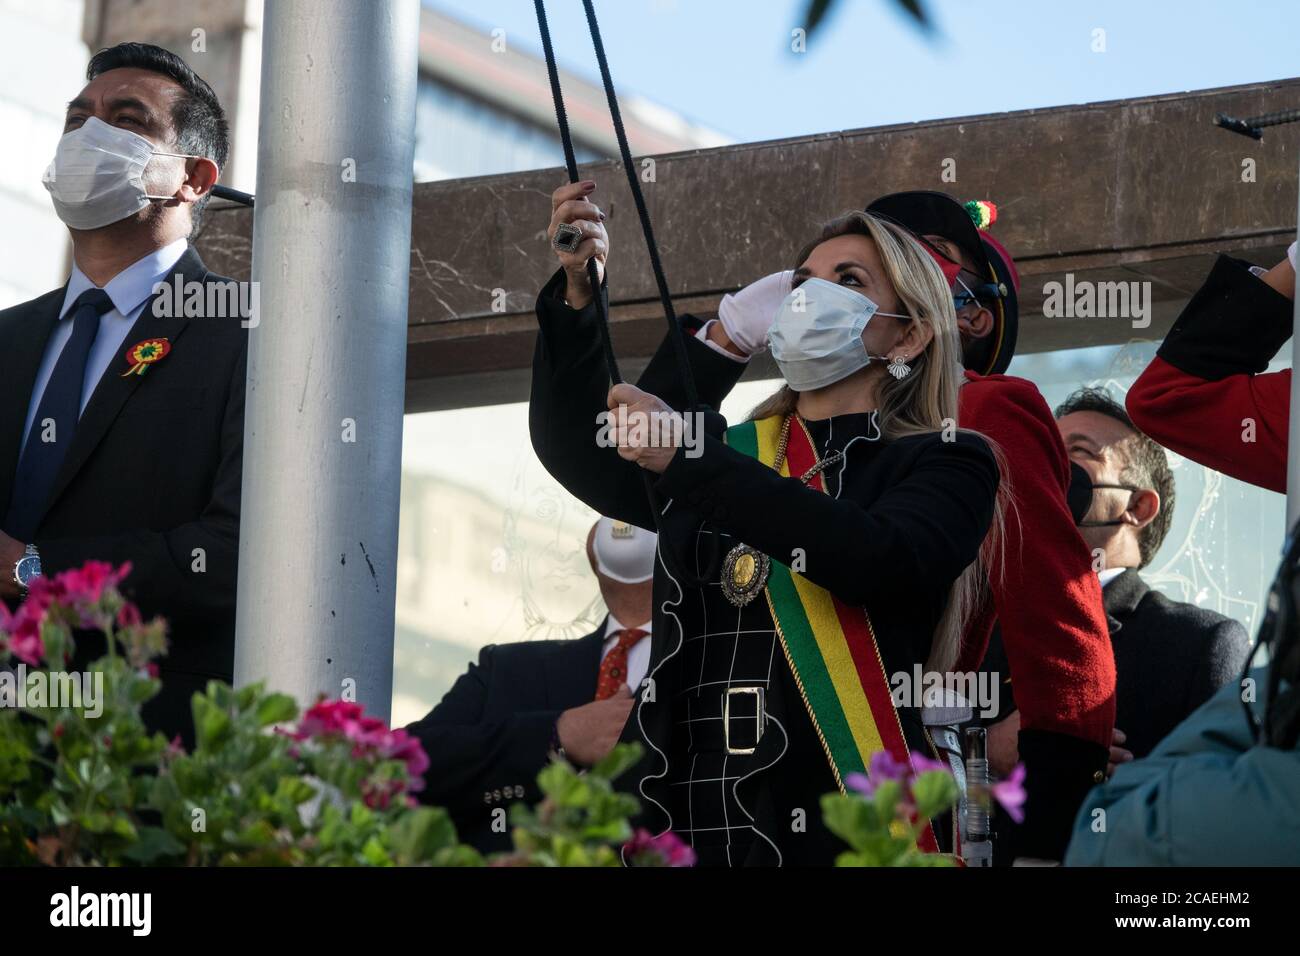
[774,413,844,485]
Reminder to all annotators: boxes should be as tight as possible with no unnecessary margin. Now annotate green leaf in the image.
[870,778,903,822]
[910,770,959,818]
[536,761,590,807]
[191,694,230,749]
[111,814,138,840]
[588,742,643,782]
[388,806,460,865]
[254,693,298,728]
[820,793,881,853]
[350,802,374,828]
[361,836,391,866]
[121,825,186,864]
[432,844,485,867]
[234,820,276,847]
[80,810,113,833]
[235,682,263,711]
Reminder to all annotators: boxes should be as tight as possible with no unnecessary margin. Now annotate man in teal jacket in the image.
[1065,667,1299,865]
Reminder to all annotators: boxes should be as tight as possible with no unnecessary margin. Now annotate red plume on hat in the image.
[964,200,1019,294]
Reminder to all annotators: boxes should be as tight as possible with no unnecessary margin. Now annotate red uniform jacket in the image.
[958,372,1116,749]
[1127,255,1293,494]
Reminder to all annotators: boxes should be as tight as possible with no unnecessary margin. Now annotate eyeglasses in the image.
[952,273,1007,311]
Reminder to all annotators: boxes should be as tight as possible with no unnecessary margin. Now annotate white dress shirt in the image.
[1097,567,1127,589]
[695,320,749,363]
[600,614,652,693]
[20,238,188,451]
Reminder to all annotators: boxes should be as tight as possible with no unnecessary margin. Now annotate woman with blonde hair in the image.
[530,184,1000,865]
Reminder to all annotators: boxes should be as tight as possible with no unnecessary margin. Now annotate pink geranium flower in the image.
[116,602,143,629]
[289,699,431,795]
[847,749,951,797]
[624,828,696,867]
[909,753,952,776]
[6,615,44,666]
[991,764,1027,824]
[55,560,130,605]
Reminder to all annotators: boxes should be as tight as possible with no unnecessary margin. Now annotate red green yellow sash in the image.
[725,414,938,854]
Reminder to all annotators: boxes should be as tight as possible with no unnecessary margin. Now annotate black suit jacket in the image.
[405,623,607,855]
[0,248,247,746]
[1104,569,1249,758]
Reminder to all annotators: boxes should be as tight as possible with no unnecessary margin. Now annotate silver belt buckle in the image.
[724,686,765,755]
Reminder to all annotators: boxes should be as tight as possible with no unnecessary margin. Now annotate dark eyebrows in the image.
[105,95,158,119]
[792,261,873,281]
[1064,432,1102,451]
[64,95,159,123]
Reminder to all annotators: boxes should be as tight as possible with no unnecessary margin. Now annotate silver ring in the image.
[552,222,583,254]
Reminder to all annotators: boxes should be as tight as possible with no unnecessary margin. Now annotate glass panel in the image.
[393,351,1285,722]
[394,404,602,726]
[393,378,783,726]
[1009,340,1289,644]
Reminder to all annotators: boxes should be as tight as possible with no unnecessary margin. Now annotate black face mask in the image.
[1077,482,1141,528]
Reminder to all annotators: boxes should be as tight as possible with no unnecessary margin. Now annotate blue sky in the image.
[427,0,1300,143]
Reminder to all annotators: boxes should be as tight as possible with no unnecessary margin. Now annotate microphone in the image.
[212,185,254,207]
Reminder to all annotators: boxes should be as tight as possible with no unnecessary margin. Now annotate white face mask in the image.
[766,277,909,392]
[592,516,657,583]
[42,116,195,230]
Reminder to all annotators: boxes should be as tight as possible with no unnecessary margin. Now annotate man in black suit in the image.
[1055,387,1249,758]
[407,518,654,854]
[0,43,245,746]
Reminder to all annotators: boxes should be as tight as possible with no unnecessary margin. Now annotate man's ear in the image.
[956,305,994,341]
[1127,488,1160,529]
[176,156,220,205]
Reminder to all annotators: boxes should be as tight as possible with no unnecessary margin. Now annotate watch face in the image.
[16,555,41,587]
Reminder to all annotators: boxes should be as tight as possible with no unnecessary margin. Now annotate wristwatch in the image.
[549,720,569,764]
[13,543,41,596]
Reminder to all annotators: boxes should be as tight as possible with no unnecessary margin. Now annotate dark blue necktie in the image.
[3,288,115,541]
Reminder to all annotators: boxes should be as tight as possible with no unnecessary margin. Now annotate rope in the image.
[533,0,714,587]
[578,0,700,413]
[533,0,622,385]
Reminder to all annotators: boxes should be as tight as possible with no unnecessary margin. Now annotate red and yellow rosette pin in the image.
[121,337,171,377]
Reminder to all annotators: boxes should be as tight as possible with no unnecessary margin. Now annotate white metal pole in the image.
[234,0,419,722]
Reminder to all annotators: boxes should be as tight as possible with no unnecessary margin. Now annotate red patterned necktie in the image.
[595,628,647,700]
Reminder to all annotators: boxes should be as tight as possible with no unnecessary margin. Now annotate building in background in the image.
[0,0,94,306]
[5,0,1279,729]
[1,0,727,303]
[6,0,725,721]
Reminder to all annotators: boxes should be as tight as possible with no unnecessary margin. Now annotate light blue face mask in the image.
[766,277,909,392]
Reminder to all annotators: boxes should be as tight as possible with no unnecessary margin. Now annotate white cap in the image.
[592,517,657,584]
